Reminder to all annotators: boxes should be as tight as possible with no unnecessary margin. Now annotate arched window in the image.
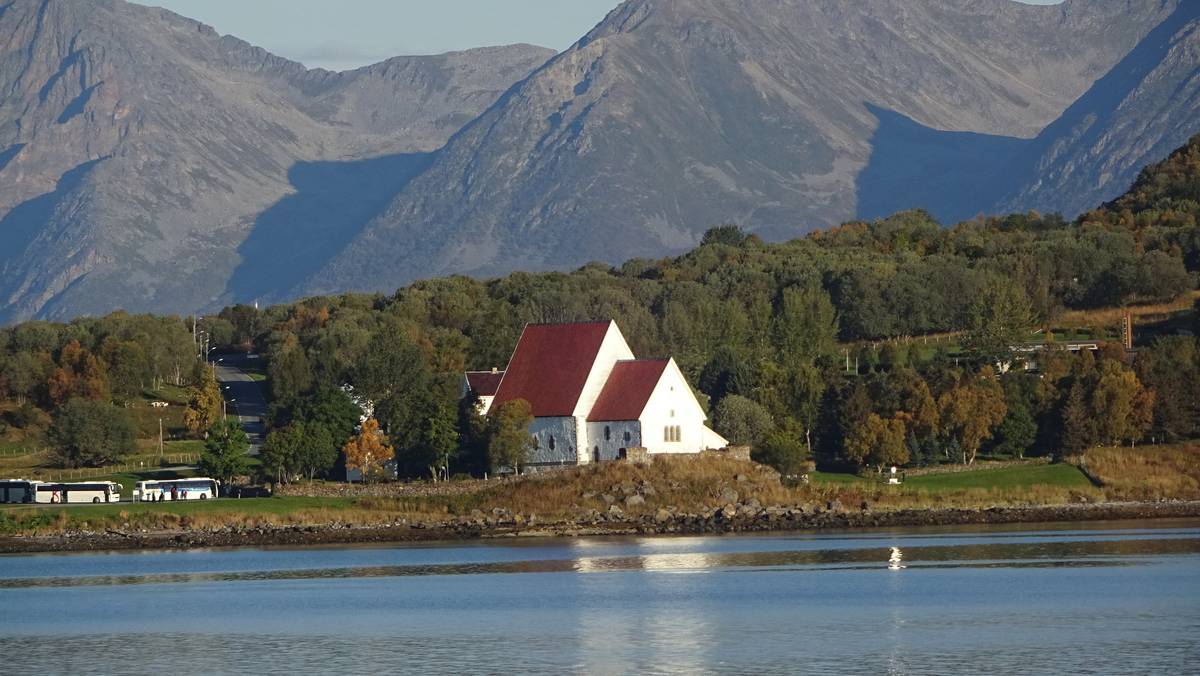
[604,426,611,441]
[624,431,632,443]
[593,446,600,463]
[532,436,540,449]
[549,435,556,451]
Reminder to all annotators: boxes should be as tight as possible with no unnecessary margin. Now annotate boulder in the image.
[625,494,646,507]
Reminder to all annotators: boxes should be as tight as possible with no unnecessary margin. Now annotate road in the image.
[214,354,267,456]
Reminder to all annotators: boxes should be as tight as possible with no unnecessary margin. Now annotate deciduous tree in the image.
[343,418,393,483]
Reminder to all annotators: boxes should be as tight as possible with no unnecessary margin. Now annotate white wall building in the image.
[464,321,728,469]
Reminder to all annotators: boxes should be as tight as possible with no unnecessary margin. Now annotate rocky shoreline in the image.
[3,500,1199,554]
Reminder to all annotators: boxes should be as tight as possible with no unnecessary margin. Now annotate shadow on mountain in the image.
[991,1,1200,213]
[857,3,1200,224]
[855,104,1026,224]
[228,152,434,304]
[0,158,101,266]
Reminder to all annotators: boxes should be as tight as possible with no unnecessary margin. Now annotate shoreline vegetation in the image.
[3,448,1197,554]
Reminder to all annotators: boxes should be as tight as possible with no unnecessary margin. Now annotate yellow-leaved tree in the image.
[343,418,393,483]
[184,368,223,438]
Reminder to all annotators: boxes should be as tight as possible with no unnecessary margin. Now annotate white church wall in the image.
[638,359,714,455]
[571,322,635,419]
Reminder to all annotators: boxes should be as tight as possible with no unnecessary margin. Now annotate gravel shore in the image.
[3,500,1198,554]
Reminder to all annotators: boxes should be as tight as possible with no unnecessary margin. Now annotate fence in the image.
[19,454,201,482]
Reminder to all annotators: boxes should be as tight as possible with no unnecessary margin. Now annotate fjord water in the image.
[2,521,1198,674]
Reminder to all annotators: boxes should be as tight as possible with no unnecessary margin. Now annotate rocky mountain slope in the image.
[303,0,1187,296]
[993,1,1200,217]
[0,0,552,322]
[2,0,1197,322]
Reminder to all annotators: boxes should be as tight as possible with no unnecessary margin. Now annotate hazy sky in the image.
[136,0,1065,72]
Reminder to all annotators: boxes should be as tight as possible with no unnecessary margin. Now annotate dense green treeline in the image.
[2,136,1199,477]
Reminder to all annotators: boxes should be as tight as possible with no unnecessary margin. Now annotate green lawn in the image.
[812,463,1092,492]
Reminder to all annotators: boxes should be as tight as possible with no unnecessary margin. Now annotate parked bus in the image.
[0,480,38,504]
[133,478,220,502]
[34,481,122,504]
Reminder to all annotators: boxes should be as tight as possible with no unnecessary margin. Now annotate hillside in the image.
[1,0,1198,323]
[0,0,553,323]
[303,0,1186,297]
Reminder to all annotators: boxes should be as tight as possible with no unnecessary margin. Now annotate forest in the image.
[1,135,1198,481]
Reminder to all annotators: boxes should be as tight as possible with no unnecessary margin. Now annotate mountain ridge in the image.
[0,0,553,322]
[302,0,1187,297]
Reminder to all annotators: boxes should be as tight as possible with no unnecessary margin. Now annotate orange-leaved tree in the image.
[343,418,393,483]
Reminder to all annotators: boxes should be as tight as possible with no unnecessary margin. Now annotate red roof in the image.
[587,359,669,422]
[465,371,504,396]
[492,322,613,417]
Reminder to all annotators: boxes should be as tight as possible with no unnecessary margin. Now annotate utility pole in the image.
[158,418,164,458]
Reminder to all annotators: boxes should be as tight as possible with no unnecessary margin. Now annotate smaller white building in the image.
[462,369,504,415]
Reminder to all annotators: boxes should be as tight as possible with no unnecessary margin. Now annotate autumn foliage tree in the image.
[342,418,393,483]
[844,413,909,472]
[938,367,1008,464]
[184,367,223,438]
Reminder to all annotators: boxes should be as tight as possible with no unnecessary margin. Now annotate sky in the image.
[136,0,1065,72]
[136,1,622,71]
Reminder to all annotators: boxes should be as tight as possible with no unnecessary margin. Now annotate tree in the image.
[486,399,534,473]
[963,280,1037,364]
[992,401,1037,458]
[1091,360,1155,446]
[937,368,1008,464]
[295,421,337,481]
[199,419,251,487]
[291,387,363,449]
[712,395,774,447]
[0,351,41,405]
[700,224,749,247]
[184,368,223,438]
[843,413,908,472]
[342,418,393,483]
[1060,382,1096,456]
[752,419,810,476]
[46,399,136,468]
[268,334,314,402]
[698,346,754,406]
[102,339,151,405]
[773,285,839,365]
[261,424,303,484]
[408,398,459,481]
[1135,336,1200,441]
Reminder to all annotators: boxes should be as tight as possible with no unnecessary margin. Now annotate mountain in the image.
[303,0,1188,297]
[993,2,1200,217]
[3,0,1199,324]
[0,0,553,322]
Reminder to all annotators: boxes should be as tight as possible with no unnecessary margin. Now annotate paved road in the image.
[214,354,267,456]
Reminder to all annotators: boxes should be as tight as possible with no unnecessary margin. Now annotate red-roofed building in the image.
[462,369,504,414]
[471,320,727,469]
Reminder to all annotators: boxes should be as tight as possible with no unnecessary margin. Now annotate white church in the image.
[464,321,728,469]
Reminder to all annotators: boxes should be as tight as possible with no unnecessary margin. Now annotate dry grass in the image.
[1057,290,1199,328]
[1082,444,1200,501]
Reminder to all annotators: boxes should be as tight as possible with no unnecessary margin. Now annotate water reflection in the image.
[2,523,1198,675]
[1,536,1195,589]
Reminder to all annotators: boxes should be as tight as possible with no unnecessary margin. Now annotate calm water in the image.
[2,520,1198,675]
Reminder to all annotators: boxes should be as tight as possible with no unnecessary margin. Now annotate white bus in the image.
[133,477,220,502]
[0,480,38,504]
[34,481,122,504]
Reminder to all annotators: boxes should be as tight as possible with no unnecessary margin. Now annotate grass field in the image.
[1082,444,1200,500]
[810,463,1092,492]
[903,464,1093,491]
